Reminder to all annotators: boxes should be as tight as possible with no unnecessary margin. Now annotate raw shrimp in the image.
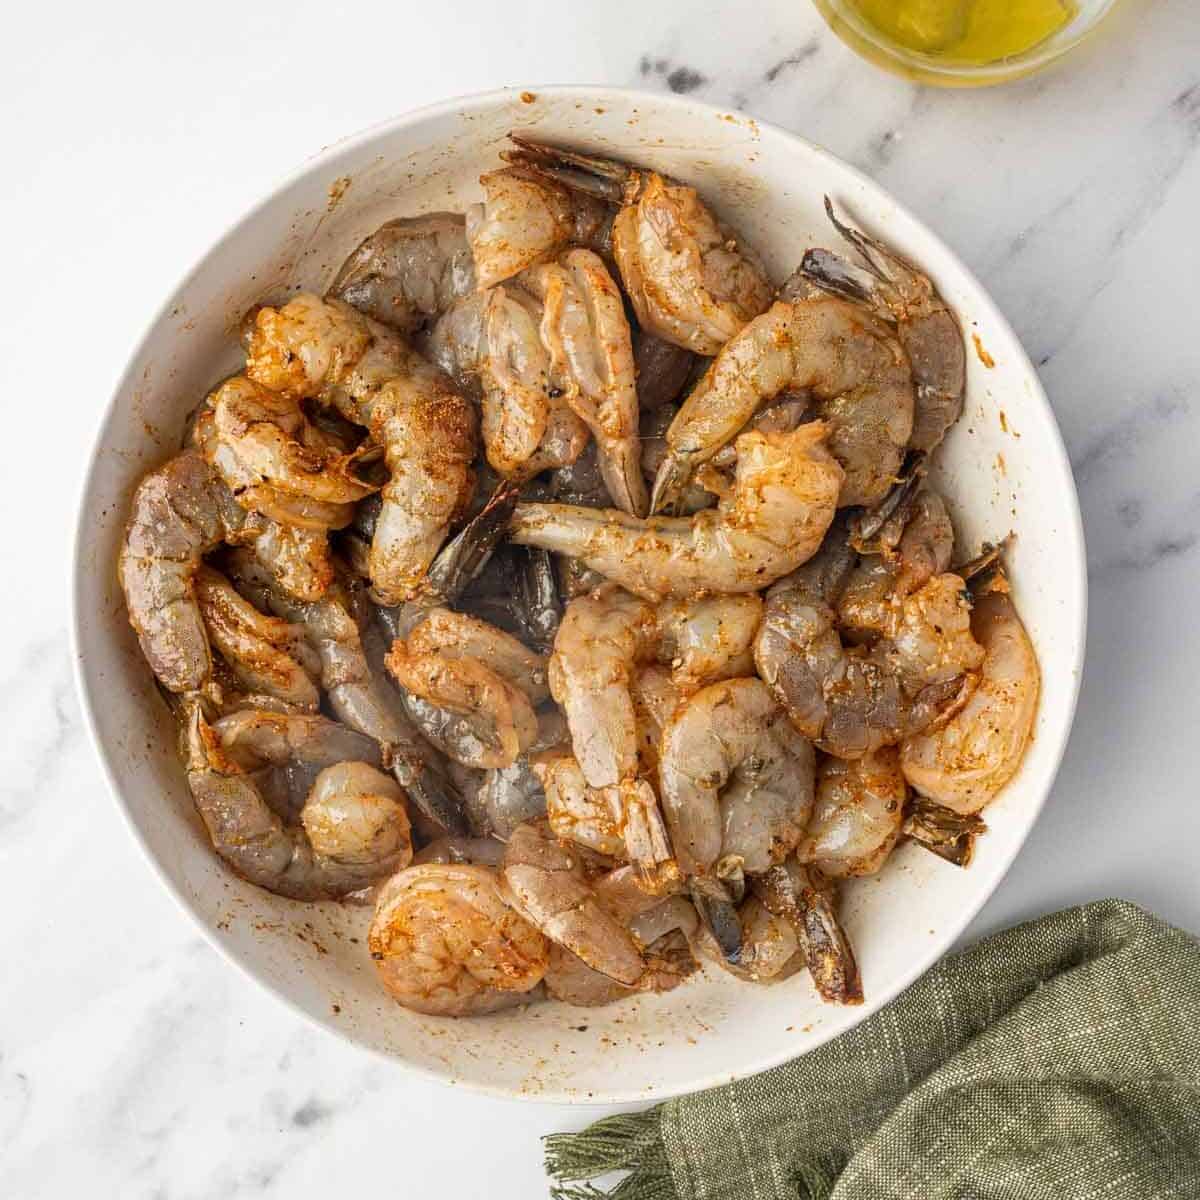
[534,749,625,858]
[194,565,320,710]
[183,706,410,900]
[208,375,377,505]
[384,611,546,770]
[656,592,763,690]
[302,761,413,871]
[511,423,844,600]
[754,529,982,758]
[837,486,954,642]
[900,590,1039,813]
[120,450,257,693]
[245,294,477,604]
[224,548,468,835]
[330,212,476,332]
[542,887,699,1007]
[504,137,773,355]
[799,198,966,454]
[799,749,907,878]
[658,677,816,879]
[903,797,987,867]
[368,863,548,1016]
[465,164,612,291]
[548,585,694,878]
[427,286,589,479]
[522,249,647,514]
[501,822,645,985]
[753,861,862,1004]
[193,402,356,534]
[649,297,912,514]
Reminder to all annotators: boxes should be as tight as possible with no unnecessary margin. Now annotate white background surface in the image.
[2,0,1199,1196]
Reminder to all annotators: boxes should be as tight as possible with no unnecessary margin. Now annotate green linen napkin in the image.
[544,900,1200,1199]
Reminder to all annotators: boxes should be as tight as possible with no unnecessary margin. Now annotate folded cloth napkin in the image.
[544,900,1200,1199]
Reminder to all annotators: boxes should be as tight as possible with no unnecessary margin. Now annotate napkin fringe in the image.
[544,1111,677,1200]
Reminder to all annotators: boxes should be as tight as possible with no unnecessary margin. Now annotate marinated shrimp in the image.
[901,589,1039,813]
[799,198,966,454]
[224,547,467,836]
[194,565,320,710]
[119,137,1041,1021]
[501,821,646,985]
[658,677,815,880]
[754,520,983,758]
[245,293,477,604]
[511,423,844,600]
[649,297,913,514]
[369,863,548,1015]
[503,136,773,354]
[330,212,476,332]
[120,450,259,694]
[799,749,907,878]
[385,610,548,770]
[184,706,410,900]
[466,164,612,291]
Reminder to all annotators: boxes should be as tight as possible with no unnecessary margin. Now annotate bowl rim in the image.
[70,82,1088,1104]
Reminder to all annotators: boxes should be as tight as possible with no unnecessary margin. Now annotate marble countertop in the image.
[3,0,1198,1194]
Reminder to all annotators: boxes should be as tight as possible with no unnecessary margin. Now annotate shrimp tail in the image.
[516,547,563,652]
[648,450,694,516]
[903,797,987,867]
[956,541,1010,592]
[851,451,927,547]
[689,877,743,965]
[503,134,632,203]
[607,780,679,892]
[390,751,470,838]
[421,479,520,605]
[754,863,862,1004]
[796,876,863,1005]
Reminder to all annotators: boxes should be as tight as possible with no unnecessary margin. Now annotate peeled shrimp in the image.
[184,706,410,900]
[503,137,772,355]
[369,863,548,1015]
[120,450,256,693]
[208,375,376,505]
[658,677,815,879]
[534,748,625,858]
[245,294,477,604]
[427,286,589,480]
[754,531,982,758]
[520,249,647,515]
[385,611,547,770]
[501,822,645,985]
[194,565,320,710]
[901,590,1039,813]
[799,749,907,877]
[799,198,965,454]
[330,212,476,332]
[649,298,912,514]
[511,423,844,600]
[224,548,467,835]
[466,164,612,291]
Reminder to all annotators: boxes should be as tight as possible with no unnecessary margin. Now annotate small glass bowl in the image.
[811,0,1122,87]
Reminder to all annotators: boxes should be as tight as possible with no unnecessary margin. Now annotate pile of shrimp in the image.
[119,136,1039,1017]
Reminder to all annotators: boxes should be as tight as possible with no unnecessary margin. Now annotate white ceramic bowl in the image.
[72,86,1086,1103]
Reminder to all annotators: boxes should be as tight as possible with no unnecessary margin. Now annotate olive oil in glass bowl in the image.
[812,0,1120,85]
